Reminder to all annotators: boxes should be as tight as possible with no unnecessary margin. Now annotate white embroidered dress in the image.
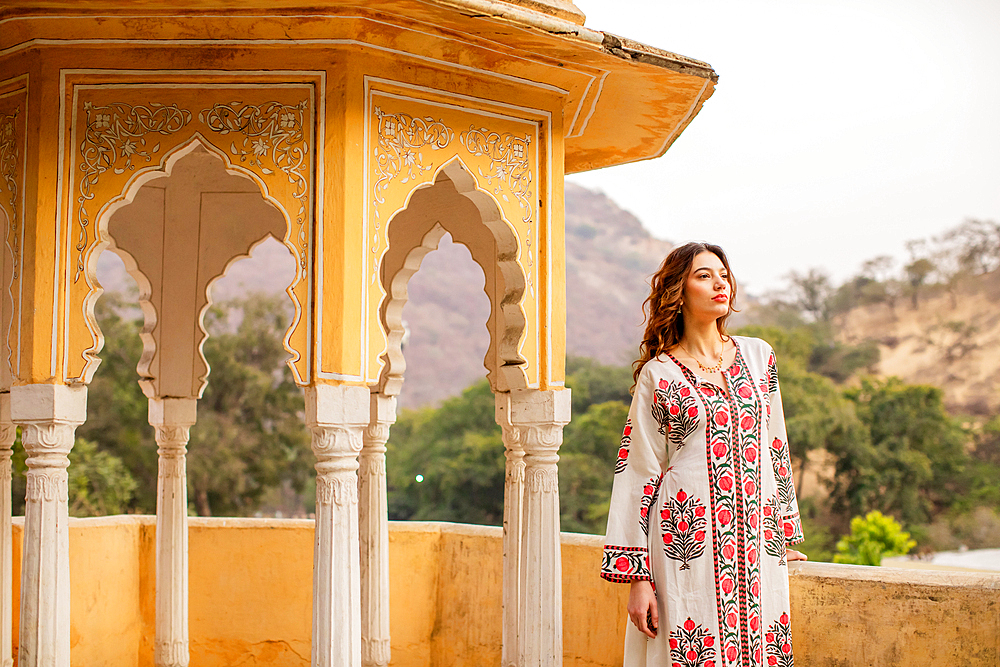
[602,337,803,667]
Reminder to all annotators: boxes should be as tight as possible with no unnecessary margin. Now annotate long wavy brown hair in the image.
[632,242,738,390]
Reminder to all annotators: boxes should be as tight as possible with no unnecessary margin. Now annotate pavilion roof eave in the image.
[0,0,719,173]
[430,0,719,173]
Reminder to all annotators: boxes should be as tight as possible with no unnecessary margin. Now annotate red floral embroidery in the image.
[640,475,663,537]
[600,545,650,583]
[669,618,717,667]
[763,494,786,565]
[661,489,708,570]
[615,419,632,475]
[765,613,794,667]
[652,380,700,450]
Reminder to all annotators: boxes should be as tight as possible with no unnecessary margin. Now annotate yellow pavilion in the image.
[0,1,718,665]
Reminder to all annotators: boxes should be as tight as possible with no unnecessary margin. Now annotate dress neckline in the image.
[665,338,742,393]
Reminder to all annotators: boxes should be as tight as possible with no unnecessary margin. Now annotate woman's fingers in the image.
[647,599,659,636]
[786,549,808,562]
[627,581,658,639]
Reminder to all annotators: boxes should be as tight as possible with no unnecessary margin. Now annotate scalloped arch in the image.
[378,157,527,395]
[81,137,303,397]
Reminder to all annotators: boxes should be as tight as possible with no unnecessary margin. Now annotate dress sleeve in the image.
[765,349,805,545]
[601,363,668,583]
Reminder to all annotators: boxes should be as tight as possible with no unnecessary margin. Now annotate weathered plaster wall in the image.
[8,517,999,666]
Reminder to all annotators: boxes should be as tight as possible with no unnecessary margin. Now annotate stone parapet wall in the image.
[9,517,998,666]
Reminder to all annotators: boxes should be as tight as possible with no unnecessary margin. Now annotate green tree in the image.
[785,269,833,322]
[79,293,158,511]
[68,437,139,517]
[834,510,916,566]
[904,257,935,310]
[834,378,969,526]
[559,401,629,533]
[186,295,311,516]
[565,356,633,414]
[386,380,505,524]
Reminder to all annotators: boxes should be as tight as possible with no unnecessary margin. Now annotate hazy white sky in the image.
[569,0,1000,294]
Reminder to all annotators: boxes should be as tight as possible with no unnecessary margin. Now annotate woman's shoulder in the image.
[731,335,775,359]
[635,355,685,384]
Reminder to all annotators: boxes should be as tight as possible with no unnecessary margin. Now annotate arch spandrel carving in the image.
[363,84,548,389]
[0,79,27,389]
[63,79,319,386]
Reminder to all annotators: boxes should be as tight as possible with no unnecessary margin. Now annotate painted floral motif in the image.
[0,106,20,279]
[199,99,312,274]
[459,126,532,223]
[765,613,794,667]
[652,379,700,449]
[459,125,534,296]
[77,101,193,281]
[600,545,650,583]
[370,107,454,283]
[661,488,707,570]
[763,493,786,566]
[639,474,662,537]
[615,419,632,475]
[669,618,717,667]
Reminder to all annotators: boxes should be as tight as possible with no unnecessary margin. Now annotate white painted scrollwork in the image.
[77,101,193,282]
[460,126,535,296]
[371,107,454,285]
[199,99,311,274]
[0,107,19,280]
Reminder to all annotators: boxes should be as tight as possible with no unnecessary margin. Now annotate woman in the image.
[601,242,806,667]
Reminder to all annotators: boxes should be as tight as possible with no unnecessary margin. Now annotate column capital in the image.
[10,384,87,426]
[497,388,571,428]
[306,385,370,429]
[148,397,197,427]
[368,393,397,426]
[0,393,15,449]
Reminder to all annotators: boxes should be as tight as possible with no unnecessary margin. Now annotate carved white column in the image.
[306,385,369,667]
[505,389,571,667]
[0,394,14,667]
[360,393,394,667]
[496,392,526,667]
[10,384,87,667]
[149,398,196,667]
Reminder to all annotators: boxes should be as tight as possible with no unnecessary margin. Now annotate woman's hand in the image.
[627,580,658,638]
[786,549,808,562]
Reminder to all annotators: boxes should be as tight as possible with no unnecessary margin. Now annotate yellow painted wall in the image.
[8,517,999,666]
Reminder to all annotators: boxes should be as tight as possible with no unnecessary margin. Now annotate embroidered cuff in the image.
[782,511,804,546]
[600,545,651,583]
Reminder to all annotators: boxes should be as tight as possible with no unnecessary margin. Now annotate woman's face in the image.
[682,251,731,321]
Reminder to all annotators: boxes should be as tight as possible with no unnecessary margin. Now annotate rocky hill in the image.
[95,183,673,407]
[836,269,1000,416]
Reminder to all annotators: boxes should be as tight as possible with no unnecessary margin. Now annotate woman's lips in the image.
[713,295,729,302]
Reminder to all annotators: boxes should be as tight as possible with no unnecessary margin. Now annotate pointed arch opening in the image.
[86,138,300,398]
[378,159,528,397]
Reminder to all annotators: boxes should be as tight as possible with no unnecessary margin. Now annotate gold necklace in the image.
[679,343,724,373]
